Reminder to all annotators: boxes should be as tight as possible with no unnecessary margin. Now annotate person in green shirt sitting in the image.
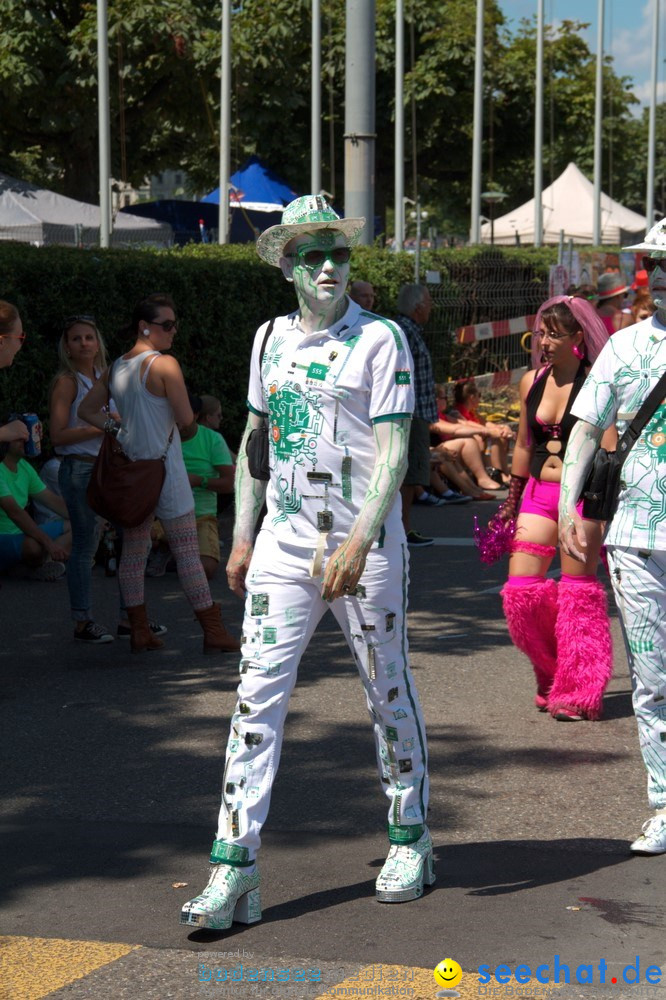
[0,436,71,581]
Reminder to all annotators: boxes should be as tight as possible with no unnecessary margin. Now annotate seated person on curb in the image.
[181,393,235,580]
[428,439,495,502]
[430,386,507,497]
[0,436,71,580]
[450,379,514,484]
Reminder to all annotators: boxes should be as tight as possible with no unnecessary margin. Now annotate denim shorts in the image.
[0,519,66,572]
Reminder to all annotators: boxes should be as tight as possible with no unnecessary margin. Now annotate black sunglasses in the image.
[149,319,178,332]
[642,256,666,274]
[63,314,96,330]
[285,247,351,268]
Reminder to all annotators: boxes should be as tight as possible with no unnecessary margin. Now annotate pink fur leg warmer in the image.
[501,577,559,696]
[548,576,613,720]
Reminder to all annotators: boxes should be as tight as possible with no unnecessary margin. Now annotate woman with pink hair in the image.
[500,296,615,721]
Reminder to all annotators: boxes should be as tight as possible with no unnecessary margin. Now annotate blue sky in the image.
[498,0,664,109]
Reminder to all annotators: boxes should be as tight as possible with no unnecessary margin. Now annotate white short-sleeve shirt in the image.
[571,314,666,550]
[247,298,415,549]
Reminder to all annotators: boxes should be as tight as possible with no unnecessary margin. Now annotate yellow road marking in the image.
[0,936,139,1000]
[316,965,563,1000]
[0,944,566,1000]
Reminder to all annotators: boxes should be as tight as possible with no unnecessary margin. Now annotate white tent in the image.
[0,173,172,247]
[480,162,646,245]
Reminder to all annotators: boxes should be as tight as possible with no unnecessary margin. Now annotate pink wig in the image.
[531,295,610,369]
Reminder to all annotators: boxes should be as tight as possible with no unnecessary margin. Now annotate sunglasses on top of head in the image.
[285,247,351,268]
[63,314,96,331]
[148,319,178,332]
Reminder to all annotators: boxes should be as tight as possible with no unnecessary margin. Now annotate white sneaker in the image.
[630,814,666,855]
[29,560,66,582]
[375,827,435,902]
[180,863,261,930]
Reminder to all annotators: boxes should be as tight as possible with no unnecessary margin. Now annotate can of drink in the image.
[10,412,42,457]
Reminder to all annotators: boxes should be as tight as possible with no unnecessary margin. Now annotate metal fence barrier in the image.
[423,257,549,382]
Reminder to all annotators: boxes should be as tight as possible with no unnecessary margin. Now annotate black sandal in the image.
[485,466,507,486]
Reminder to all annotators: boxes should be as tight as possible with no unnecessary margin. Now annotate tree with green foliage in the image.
[0,1,653,231]
[0,0,219,202]
[490,19,641,213]
[613,103,666,218]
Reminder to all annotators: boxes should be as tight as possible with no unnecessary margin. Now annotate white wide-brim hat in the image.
[624,216,666,252]
[256,194,365,267]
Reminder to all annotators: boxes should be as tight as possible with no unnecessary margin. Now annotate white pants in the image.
[215,529,429,857]
[606,545,666,809]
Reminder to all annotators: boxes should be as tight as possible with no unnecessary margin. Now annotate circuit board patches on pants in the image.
[213,529,429,856]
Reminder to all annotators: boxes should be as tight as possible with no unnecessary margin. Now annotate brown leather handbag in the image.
[86,361,172,528]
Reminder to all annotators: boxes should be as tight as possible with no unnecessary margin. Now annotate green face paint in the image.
[284,231,351,331]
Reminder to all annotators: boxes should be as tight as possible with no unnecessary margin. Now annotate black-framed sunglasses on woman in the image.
[148,319,178,332]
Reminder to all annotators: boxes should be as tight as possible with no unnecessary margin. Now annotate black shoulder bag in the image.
[581,368,666,521]
[245,319,275,481]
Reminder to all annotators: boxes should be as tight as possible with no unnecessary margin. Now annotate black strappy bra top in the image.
[525,362,588,479]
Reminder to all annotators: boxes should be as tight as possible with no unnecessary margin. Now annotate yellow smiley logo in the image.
[434,958,463,988]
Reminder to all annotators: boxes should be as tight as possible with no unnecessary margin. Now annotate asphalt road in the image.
[1,500,665,1000]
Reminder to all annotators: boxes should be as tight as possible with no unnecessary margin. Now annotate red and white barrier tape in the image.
[470,366,527,390]
[456,315,536,344]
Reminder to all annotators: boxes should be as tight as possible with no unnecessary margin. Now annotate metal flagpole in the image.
[218,0,231,244]
[97,0,111,248]
[593,0,604,245]
[647,0,659,227]
[470,0,484,244]
[534,0,544,247]
[344,0,376,244]
[394,0,404,250]
[311,0,322,193]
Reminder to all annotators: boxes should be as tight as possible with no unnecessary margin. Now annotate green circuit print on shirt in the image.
[644,401,666,459]
[262,334,286,379]
[266,380,324,465]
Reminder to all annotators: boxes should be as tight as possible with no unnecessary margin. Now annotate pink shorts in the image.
[518,476,584,523]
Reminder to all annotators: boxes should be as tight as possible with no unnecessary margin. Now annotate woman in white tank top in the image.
[78,294,239,655]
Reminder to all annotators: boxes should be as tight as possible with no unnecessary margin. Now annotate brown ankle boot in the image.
[194,602,241,654]
[126,604,164,653]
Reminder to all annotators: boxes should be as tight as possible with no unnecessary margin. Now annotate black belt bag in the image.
[581,368,666,521]
[245,319,275,482]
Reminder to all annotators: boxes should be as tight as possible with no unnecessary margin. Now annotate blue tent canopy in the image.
[202,155,298,210]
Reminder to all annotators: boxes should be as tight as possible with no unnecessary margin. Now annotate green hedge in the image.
[0,242,559,450]
[0,243,295,451]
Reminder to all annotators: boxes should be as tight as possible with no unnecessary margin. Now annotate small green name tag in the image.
[307,362,329,380]
[395,370,411,385]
